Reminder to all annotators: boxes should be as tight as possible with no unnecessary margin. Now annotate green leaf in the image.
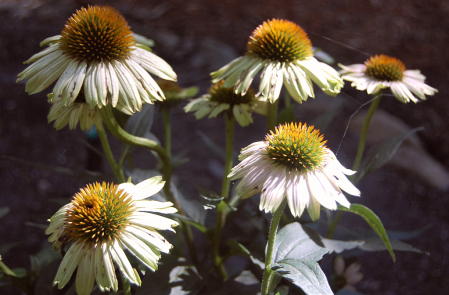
[124,104,155,138]
[136,256,202,295]
[195,186,224,209]
[0,243,19,256]
[271,259,333,295]
[272,222,328,262]
[172,184,206,226]
[320,238,364,254]
[358,237,428,255]
[354,127,423,183]
[337,204,395,262]
[0,261,24,277]
[226,239,265,271]
[171,86,199,100]
[313,47,335,64]
[277,105,296,125]
[0,207,10,219]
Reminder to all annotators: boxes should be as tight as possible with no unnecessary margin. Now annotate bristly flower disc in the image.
[247,19,313,62]
[265,122,327,173]
[184,80,268,127]
[208,80,254,105]
[65,182,135,245]
[339,54,438,103]
[211,18,343,103]
[60,6,135,62]
[364,55,405,82]
[46,176,178,295]
[228,122,360,220]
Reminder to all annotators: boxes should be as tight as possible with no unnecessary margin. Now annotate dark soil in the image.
[1,0,448,294]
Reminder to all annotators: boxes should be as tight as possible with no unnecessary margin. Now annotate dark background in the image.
[1,0,449,294]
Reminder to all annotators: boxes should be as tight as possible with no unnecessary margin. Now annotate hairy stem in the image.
[212,113,235,280]
[97,126,125,183]
[261,198,287,295]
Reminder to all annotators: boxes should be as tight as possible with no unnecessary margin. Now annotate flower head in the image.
[17,5,177,113]
[184,80,267,127]
[332,256,363,292]
[228,122,360,220]
[339,54,438,103]
[211,19,343,103]
[155,80,199,110]
[47,92,103,131]
[46,176,178,295]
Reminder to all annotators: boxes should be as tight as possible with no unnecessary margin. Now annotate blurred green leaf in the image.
[277,105,296,125]
[337,204,395,262]
[136,256,202,295]
[271,259,333,295]
[0,260,24,277]
[313,47,335,64]
[124,104,155,138]
[358,237,427,255]
[226,239,265,271]
[0,207,10,219]
[0,243,19,256]
[172,184,206,226]
[354,127,423,184]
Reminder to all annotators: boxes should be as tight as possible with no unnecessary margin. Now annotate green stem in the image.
[352,91,383,172]
[221,113,234,200]
[99,105,198,265]
[266,100,279,133]
[261,198,287,295]
[97,126,126,183]
[162,108,172,159]
[326,210,343,239]
[212,113,235,280]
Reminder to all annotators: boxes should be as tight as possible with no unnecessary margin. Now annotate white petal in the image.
[260,167,287,213]
[110,239,140,285]
[120,232,159,271]
[75,248,96,295]
[54,242,86,289]
[131,47,177,81]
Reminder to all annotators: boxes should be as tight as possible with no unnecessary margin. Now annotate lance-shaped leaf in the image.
[337,204,395,262]
[354,127,423,184]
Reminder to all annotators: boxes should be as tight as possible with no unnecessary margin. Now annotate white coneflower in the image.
[184,80,267,127]
[339,54,437,103]
[47,92,103,131]
[155,79,199,110]
[46,176,178,295]
[211,19,343,103]
[228,122,360,220]
[17,5,177,113]
[333,255,363,292]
